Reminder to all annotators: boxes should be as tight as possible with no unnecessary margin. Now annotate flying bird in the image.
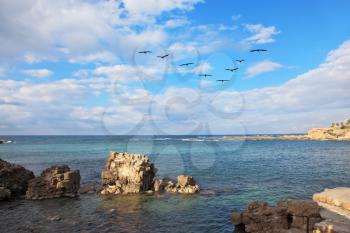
[250,49,267,52]
[138,50,152,54]
[225,68,239,72]
[236,59,245,63]
[217,80,230,83]
[180,62,194,66]
[157,54,169,59]
[199,74,212,77]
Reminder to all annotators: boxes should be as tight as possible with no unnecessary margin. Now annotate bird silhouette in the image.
[236,59,245,63]
[217,80,229,83]
[138,50,152,54]
[157,54,169,59]
[250,49,267,52]
[180,62,194,66]
[199,74,212,77]
[225,68,239,72]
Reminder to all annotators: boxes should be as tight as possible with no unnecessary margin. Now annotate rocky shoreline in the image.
[0,151,200,201]
[224,119,350,141]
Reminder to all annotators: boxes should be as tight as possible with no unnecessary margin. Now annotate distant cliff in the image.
[224,118,350,141]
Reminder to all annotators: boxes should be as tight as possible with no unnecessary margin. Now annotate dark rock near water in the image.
[0,158,35,197]
[232,200,323,233]
[0,187,11,200]
[79,182,100,194]
[25,165,80,200]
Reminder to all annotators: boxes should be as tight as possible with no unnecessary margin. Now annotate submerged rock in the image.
[231,200,322,233]
[101,152,156,195]
[0,159,34,197]
[25,165,80,200]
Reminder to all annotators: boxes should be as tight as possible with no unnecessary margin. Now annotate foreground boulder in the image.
[0,187,11,200]
[313,187,350,211]
[101,152,156,195]
[26,165,80,200]
[164,175,200,194]
[232,200,322,233]
[0,159,34,197]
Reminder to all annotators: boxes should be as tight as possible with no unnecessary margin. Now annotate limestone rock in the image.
[165,175,200,194]
[0,159,34,197]
[25,165,80,200]
[0,187,11,200]
[101,152,156,195]
[232,200,322,233]
[313,187,350,211]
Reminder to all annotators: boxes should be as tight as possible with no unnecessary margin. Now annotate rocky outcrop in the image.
[101,152,156,195]
[25,165,80,200]
[313,187,350,211]
[164,175,200,194]
[0,159,34,197]
[313,187,350,233]
[232,200,322,233]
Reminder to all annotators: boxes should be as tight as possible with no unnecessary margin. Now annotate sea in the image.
[1,135,350,233]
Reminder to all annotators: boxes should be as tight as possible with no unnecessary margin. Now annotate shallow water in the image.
[1,136,350,232]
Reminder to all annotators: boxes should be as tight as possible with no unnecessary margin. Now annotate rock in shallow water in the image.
[101,152,156,195]
[25,165,80,200]
[165,175,200,194]
[0,158,34,197]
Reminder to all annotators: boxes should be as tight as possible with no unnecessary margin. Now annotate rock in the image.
[313,187,350,211]
[25,165,80,200]
[0,159,34,197]
[0,187,11,200]
[165,175,200,194]
[232,200,322,233]
[79,182,99,194]
[101,152,156,195]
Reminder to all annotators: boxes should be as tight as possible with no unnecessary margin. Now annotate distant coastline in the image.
[224,118,350,141]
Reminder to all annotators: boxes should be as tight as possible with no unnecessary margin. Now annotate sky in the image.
[0,0,350,135]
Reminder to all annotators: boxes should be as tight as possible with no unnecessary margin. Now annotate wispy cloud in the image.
[245,24,280,44]
[245,60,283,78]
[21,69,53,78]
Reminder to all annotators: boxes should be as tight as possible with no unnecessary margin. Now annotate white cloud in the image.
[164,18,190,28]
[68,51,117,64]
[245,60,283,78]
[231,14,241,21]
[192,62,212,74]
[21,69,53,78]
[245,24,280,44]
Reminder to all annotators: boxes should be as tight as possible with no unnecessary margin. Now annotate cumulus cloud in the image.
[192,62,212,74]
[21,69,53,78]
[245,60,283,78]
[245,24,280,44]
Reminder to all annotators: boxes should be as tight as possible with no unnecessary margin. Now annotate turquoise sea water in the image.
[1,136,350,233]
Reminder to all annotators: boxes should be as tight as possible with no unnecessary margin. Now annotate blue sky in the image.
[0,0,350,135]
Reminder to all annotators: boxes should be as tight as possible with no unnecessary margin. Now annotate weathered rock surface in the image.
[0,159,34,197]
[232,200,322,233]
[165,175,200,194]
[101,152,156,195]
[313,187,350,211]
[0,187,11,200]
[25,165,80,200]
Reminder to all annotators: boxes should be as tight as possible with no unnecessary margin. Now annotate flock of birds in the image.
[138,48,268,84]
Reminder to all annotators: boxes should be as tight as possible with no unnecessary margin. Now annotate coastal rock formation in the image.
[313,187,350,211]
[165,175,200,194]
[313,187,350,233]
[101,152,156,195]
[231,200,322,233]
[0,159,34,197]
[25,165,80,200]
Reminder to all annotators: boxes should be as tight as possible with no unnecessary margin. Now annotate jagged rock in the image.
[232,200,322,233]
[79,182,99,194]
[165,175,200,194]
[101,152,156,195]
[25,165,80,200]
[0,159,34,197]
[0,187,11,200]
